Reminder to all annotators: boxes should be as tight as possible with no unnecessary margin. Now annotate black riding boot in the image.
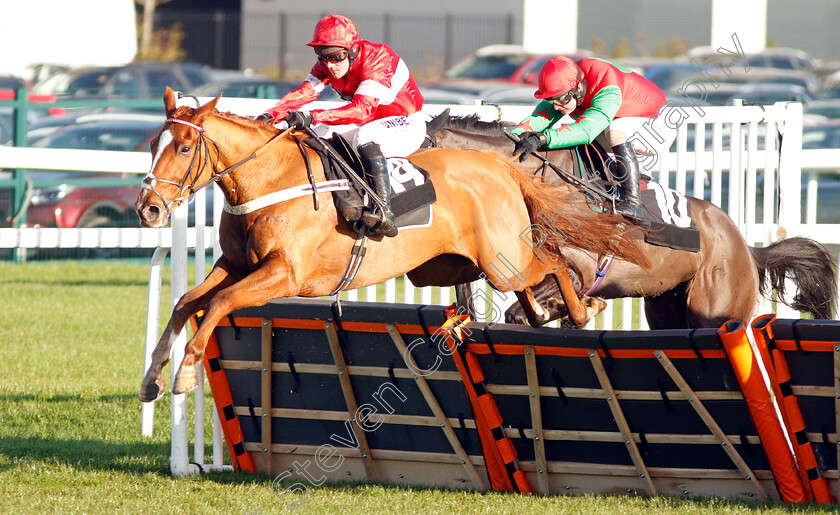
[612,142,644,223]
[358,142,398,237]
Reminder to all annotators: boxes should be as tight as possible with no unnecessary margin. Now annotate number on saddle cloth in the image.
[303,134,436,230]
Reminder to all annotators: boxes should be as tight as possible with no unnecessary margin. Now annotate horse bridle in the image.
[140,118,220,218]
[141,117,302,217]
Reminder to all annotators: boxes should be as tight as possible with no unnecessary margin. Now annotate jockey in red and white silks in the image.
[259,14,425,236]
[262,16,425,158]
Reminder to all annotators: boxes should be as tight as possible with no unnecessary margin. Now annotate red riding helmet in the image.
[307,15,361,49]
[535,56,584,100]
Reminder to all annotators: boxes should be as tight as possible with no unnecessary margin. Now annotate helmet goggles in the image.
[317,49,349,63]
[547,88,579,105]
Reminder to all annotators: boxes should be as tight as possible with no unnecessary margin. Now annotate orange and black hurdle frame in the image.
[187,299,840,503]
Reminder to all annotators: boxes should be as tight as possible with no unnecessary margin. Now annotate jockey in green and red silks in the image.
[511,56,674,223]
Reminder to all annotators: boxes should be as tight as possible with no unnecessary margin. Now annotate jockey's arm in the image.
[544,86,622,148]
[309,93,380,125]
[264,75,323,119]
[511,102,563,136]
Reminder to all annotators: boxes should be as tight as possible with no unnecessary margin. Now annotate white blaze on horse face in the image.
[145,129,174,187]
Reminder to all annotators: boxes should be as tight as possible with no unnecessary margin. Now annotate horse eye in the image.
[179,145,191,155]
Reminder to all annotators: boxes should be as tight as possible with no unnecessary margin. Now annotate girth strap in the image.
[330,229,369,296]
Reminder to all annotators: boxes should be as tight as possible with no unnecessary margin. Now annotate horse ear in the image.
[164,86,177,117]
[194,92,222,125]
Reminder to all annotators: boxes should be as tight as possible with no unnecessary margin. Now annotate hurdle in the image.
[189,297,840,502]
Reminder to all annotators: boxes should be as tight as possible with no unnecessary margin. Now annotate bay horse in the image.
[433,114,838,329]
[136,88,649,400]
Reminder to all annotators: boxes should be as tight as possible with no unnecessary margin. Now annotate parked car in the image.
[804,99,840,120]
[683,46,817,72]
[802,120,840,149]
[0,112,12,145]
[676,68,820,95]
[417,86,478,105]
[26,111,164,144]
[0,75,29,90]
[477,84,539,105]
[188,78,341,101]
[424,44,593,89]
[640,62,699,91]
[20,117,163,230]
[667,82,816,107]
[31,62,214,100]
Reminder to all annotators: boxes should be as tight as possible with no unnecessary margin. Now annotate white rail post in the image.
[728,99,744,232]
[169,202,200,476]
[211,185,225,467]
[193,189,207,466]
[140,246,170,437]
[776,102,803,319]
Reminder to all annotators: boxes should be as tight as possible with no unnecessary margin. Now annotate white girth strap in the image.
[223,179,350,215]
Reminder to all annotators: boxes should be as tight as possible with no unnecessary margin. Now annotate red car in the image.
[21,115,162,229]
[421,44,593,99]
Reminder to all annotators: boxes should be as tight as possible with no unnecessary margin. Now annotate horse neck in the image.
[204,118,320,206]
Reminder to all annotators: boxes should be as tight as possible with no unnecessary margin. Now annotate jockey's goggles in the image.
[547,88,579,105]
[317,49,349,63]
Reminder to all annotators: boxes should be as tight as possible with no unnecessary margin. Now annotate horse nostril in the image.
[143,205,161,223]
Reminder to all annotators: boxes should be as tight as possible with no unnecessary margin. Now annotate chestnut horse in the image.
[434,114,838,329]
[136,88,649,400]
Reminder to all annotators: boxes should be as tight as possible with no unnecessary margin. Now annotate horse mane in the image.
[482,151,651,269]
[171,104,280,133]
[443,115,512,137]
[216,110,278,131]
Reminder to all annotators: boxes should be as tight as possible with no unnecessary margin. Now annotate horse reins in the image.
[503,129,616,204]
[142,118,321,216]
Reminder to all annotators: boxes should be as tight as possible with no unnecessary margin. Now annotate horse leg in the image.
[514,288,552,327]
[139,258,239,402]
[171,256,299,395]
[544,260,606,327]
[505,269,605,327]
[455,282,473,312]
[548,293,608,328]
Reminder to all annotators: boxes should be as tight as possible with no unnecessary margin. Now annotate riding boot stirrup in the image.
[611,142,644,223]
[358,142,398,237]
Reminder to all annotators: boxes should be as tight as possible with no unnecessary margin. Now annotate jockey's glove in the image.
[255,113,275,124]
[284,111,313,130]
[512,132,548,162]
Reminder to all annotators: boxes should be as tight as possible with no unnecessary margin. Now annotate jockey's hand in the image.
[255,113,275,124]
[284,111,313,130]
[512,132,547,162]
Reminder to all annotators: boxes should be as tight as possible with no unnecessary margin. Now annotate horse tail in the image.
[482,151,651,269]
[750,237,838,319]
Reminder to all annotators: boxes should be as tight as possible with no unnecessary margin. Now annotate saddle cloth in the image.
[306,135,437,231]
[639,181,701,252]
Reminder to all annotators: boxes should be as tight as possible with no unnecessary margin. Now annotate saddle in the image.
[303,134,436,233]
[543,142,701,252]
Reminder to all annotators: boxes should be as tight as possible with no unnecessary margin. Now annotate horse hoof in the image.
[139,381,165,403]
[172,374,198,395]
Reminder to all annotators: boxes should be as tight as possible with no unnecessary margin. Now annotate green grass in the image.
[0,261,833,514]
